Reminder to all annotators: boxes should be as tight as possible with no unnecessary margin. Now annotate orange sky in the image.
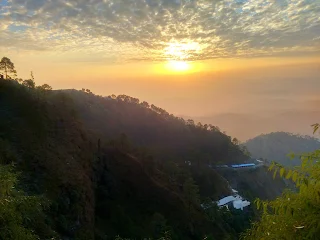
[1,0,320,140]
[8,54,319,141]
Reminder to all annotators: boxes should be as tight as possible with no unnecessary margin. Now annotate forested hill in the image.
[0,78,253,239]
[62,89,248,165]
[244,132,320,166]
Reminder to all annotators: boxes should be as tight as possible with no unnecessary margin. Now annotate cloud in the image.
[1,0,319,62]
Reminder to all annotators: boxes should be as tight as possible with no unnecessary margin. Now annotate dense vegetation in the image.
[244,132,320,167]
[0,165,53,239]
[63,89,249,166]
[0,64,255,240]
[2,57,314,240]
[219,166,287,202]
[242,148,320,240]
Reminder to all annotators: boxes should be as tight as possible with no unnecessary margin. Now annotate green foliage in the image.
[202,198,254,239]
[0,165,55,240]
[242,149,320,240]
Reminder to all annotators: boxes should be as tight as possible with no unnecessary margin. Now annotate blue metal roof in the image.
[231,163,255,168]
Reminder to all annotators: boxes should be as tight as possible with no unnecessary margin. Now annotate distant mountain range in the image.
[243,132,320,167]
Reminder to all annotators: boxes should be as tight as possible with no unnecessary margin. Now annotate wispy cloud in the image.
[1,0,319,62]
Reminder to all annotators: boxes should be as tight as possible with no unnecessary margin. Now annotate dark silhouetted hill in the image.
[62,90,248,166]
[0,80,243,239]
[0,79,291,239]
[244,132,320,166]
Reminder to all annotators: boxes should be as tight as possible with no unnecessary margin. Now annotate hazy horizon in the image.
[1,0,320,140]
[54,60,319,141]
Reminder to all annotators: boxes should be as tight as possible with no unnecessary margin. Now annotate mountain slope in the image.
[94,147,230,239]
[62,90,248,166]
[244,132,320,166]
[0,79,292,239]
[0,79,240,239]
[0,79,96,238]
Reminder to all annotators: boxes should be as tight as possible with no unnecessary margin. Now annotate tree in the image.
[150,213,169,238]
[163,161,179,184]
[23,79,36,89]
[140,101,150,108]
[37,84,52,91]
[240,145,251,157]
[0,57,17,79]
[36,84,53,99]
[0,165,54,239]
[186,119,195,126]
[241,149,320,239]
[183,177,200,214]
[232,138,240,145]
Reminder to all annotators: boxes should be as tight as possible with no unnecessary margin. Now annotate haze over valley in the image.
[1,0,320,239]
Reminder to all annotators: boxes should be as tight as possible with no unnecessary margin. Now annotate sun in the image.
[161,41,201,73]
[166,60,191,72]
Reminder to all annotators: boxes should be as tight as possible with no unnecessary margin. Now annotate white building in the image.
[216,190,250,211]
[233,199,251,210]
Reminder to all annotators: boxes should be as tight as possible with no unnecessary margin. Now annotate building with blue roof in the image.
[231,163,256,168]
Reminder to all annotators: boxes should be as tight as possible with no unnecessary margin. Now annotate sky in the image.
[1,0,320,140]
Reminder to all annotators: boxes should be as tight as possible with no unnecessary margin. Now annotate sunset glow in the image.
[164,41,202,60]
[1,0,319,140]
[166,60,191,72]
[1,1,320,238]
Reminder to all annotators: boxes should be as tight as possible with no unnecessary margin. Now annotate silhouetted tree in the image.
[197,122,203,129]
[140,101,150,108]
[37,84,52,91]
[187,119,195,126]
[232,138,240,145]
[23,79,36,89]
[0,57,17,79]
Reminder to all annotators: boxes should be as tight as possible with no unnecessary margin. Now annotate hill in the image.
[61,90,248,166]
[244,132,320,166]
[0,79,249,239]
[0,78,291,239]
